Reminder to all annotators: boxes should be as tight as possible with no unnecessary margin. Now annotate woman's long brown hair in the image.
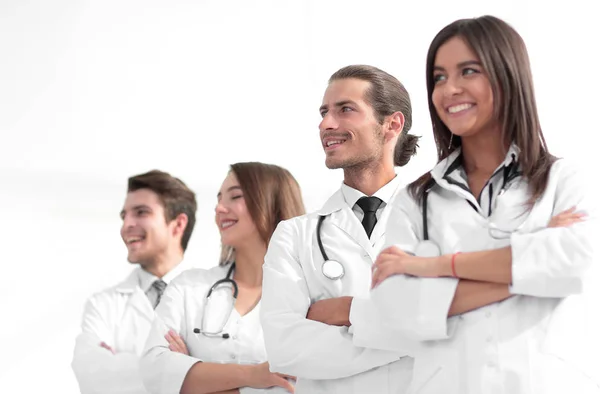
[409,15,556,205]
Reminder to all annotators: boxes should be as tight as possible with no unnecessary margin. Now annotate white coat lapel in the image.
[317,189,375,261]
[115,269,155,322]
[369,183,404,253]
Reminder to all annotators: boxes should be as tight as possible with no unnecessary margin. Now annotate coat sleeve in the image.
[260,219,403,380]
[354,189,459,343]
[509,159,597,297]
[140,279,199,394]
[71,295,148,394]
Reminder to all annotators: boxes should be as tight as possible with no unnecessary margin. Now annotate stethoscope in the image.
[317,159,522,279]
[317,215,346,280]
[419,158,522,254]
[193,263,238,339]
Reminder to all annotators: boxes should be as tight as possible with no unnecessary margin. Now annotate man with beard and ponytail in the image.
[72,170,197,394]
[260,65,419,393]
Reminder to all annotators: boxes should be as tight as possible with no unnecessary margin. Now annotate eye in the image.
[341,106,353,113]
[462,67,480,76]
[231,195,243,200]
[136,209,149,216]
[433,73,446,83]
[320,110,328,118]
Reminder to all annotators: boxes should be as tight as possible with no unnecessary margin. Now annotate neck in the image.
[143,250,183,278]
[461,128,508,175]
[343,161,396,196]
[233,242,266,287]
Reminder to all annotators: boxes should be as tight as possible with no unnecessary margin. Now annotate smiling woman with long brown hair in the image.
[367,15,599,393]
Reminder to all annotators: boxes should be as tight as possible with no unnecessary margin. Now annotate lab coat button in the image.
[230,354,236,359]
[232,335,238,340]
[486,336,493,343]
[485,311,492,318]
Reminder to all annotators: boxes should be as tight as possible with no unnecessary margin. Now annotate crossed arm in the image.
[309,191,591,335]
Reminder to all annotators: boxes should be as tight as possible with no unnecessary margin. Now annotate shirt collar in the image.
[431,142,521,184]
[138,258,188,293]
[340,174,401,209]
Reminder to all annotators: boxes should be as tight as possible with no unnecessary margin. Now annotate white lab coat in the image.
[72,268,158,394]
[353,154,600,393]
[260,185,414,394]
[140,264,290,394]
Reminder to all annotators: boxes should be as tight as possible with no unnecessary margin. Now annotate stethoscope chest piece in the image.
[414,240,441,257]
[322,259,344,280]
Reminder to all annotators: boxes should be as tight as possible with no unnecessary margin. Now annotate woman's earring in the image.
[448,133,454,150]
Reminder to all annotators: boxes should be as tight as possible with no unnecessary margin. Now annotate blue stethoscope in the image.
[317,160,521,280]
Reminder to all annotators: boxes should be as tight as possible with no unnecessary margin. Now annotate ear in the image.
[384,111,405,142]
[171,213,189,238]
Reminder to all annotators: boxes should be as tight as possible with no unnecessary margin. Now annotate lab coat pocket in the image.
[406,364,442,394]
[406,345,459,394]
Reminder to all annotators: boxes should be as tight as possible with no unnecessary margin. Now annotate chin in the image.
[325,157,346,170]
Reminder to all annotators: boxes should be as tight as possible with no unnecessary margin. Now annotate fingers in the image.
[548,207,588,228]
[380,245,406,256]
[99,342,116,354]
[274,375,295,393]
[165,329,188,354]
[172,330,188,350]
[277,373,296,381]
[371,260,400,289]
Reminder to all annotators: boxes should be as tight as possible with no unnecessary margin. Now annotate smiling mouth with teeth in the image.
[126,236,144,245]
[325,140,346,149]
[447,103,474,114]
[221,220,237,230]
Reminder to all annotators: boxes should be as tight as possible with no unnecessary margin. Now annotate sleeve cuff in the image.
[372,275,458,341]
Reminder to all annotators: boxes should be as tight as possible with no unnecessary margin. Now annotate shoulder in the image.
[272,211,321,236]
[389,186,421,215]
[169,265,229,289]
[542,157,587,193]
[85,268,140,305]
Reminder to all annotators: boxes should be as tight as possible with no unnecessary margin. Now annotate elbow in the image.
[139,349,164,394]
[510,230,595,298]
[374,276,456,341]
[262,326,299,375]
[382,312,447,342]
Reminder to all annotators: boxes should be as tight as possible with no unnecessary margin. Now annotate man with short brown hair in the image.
[72,170,197,394]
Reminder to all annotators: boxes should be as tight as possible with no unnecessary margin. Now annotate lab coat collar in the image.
[316,175,401,216]
[431,142,521,195]
[116,258,189,294]
[115,259,190,322]
[114,268,155,321]
[315,176,403,260]
[316,188,347,216]
[137,258,188,293]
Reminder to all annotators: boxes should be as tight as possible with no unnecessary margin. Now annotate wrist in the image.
[240,364,256,387]
[341,296,353,326]
[437,254,453,277]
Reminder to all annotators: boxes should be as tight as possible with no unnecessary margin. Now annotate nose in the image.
[319,112,338,132]
[121,214,135,235]
[442,77,463,98]
[215,201,228,215]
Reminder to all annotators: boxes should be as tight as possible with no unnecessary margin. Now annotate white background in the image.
[1,0,598,392]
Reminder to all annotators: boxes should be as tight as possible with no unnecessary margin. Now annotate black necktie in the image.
[152,279,167,309]
[356,196,383,238]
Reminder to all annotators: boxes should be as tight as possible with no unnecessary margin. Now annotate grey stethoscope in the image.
[317,161,522,279]
[193,263,238,339]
